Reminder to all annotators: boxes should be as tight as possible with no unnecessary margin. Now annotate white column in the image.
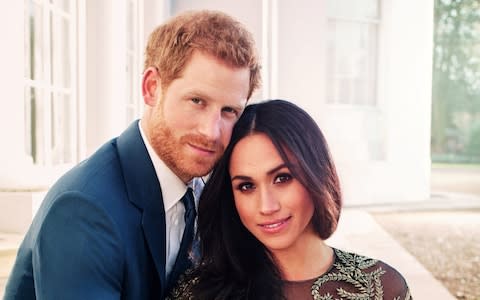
[383,0,433,201]
[85,0,129,156]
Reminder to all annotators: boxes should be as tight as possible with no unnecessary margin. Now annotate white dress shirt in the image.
[138,122,200,278]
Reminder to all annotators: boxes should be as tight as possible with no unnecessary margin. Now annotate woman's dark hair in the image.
[191,99,342,299]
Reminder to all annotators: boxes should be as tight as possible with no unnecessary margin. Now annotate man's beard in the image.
[149,120,224,182]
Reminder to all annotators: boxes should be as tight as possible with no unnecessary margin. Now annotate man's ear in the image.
[142,67,161,106]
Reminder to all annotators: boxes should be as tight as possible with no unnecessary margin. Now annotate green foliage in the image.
[432,0,480,162]
[466,120,480,159]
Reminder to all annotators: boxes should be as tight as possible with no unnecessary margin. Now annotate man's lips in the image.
[188,143,217,154]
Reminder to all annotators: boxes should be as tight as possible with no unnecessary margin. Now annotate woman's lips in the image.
[258,216,291,233]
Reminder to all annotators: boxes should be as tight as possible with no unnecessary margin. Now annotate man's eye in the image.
[191,98,202,104]
[222,107,239,117]
[274,173,292,184]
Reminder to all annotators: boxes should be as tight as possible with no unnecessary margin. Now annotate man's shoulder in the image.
[58,121,143,190]
[43,134,136,217]
[54,139,122,193]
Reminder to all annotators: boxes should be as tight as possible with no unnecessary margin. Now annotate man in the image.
[4,10,260,299]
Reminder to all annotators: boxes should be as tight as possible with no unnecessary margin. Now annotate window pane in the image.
[327,0,379,19]
[51,93,74,164]
[51,0,71,13]
[25,1,44,80]
[24,2,32,79]
[327,20,378,105]
[26,87,46,164]
[51,13,71,87]
[24,87,33,158]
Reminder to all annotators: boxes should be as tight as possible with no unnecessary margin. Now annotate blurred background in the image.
[0,0,479,299]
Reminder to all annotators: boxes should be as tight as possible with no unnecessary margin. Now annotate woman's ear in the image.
[142,67,161,106]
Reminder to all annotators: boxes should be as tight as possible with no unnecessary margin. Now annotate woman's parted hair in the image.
[193,99,342,299]
[144,10,261,99]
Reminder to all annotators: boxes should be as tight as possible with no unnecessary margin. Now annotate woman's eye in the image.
[274,173,292,184]
[237,182,254,192]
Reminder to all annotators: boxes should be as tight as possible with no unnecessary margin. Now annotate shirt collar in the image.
[138,121,188,211]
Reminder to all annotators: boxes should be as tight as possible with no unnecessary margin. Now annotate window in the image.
[326,0,380,106]
[24,0,77,165]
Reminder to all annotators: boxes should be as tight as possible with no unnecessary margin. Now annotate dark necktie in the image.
[167,188,197,290]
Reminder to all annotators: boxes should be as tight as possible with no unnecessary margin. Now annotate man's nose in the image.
[198,111,222,141]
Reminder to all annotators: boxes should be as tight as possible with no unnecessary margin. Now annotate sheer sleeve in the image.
[308,248,413,300]
[376,260,412,300]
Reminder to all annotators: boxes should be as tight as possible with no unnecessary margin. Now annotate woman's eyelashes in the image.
[234,172,293,192]
[274,172,292,184]
[236,181,255,192]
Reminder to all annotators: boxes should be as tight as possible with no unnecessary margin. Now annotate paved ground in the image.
[373,209,480,300]
[370,164,480,300]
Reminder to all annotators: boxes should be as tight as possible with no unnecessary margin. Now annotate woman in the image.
[168,99,412,299]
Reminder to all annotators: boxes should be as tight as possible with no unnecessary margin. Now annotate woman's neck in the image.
[272,235,334,281]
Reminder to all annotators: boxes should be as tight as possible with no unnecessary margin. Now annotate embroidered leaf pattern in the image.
[311,292,334,300]
[337,287,369,300]
[167,249,412,300]
[311,248,409,300]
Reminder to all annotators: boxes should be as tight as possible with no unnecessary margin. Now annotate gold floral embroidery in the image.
[168,249,412,300]
[311,249,409,300]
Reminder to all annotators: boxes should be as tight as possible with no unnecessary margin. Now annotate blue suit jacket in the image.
[4,121,170,299]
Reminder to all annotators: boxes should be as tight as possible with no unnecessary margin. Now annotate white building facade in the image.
[0,0,433,233]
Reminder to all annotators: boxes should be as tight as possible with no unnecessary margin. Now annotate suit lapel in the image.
[116,121,167,289]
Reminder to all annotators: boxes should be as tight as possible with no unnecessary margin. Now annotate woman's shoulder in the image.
[332,248,407,278]
[332,248,380,269]
[313,248,412,299]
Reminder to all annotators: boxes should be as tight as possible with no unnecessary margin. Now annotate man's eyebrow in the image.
[185,90,246,111]
[185,90,208,100]
[225,103,245,111]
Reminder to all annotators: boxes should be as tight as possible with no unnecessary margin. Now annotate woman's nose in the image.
[259,187,281,215]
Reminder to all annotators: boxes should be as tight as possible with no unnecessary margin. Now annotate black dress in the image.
[167,248,412,300]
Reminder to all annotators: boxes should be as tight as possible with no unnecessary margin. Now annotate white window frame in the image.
[326,0,381,107]
[24,0,78,167]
